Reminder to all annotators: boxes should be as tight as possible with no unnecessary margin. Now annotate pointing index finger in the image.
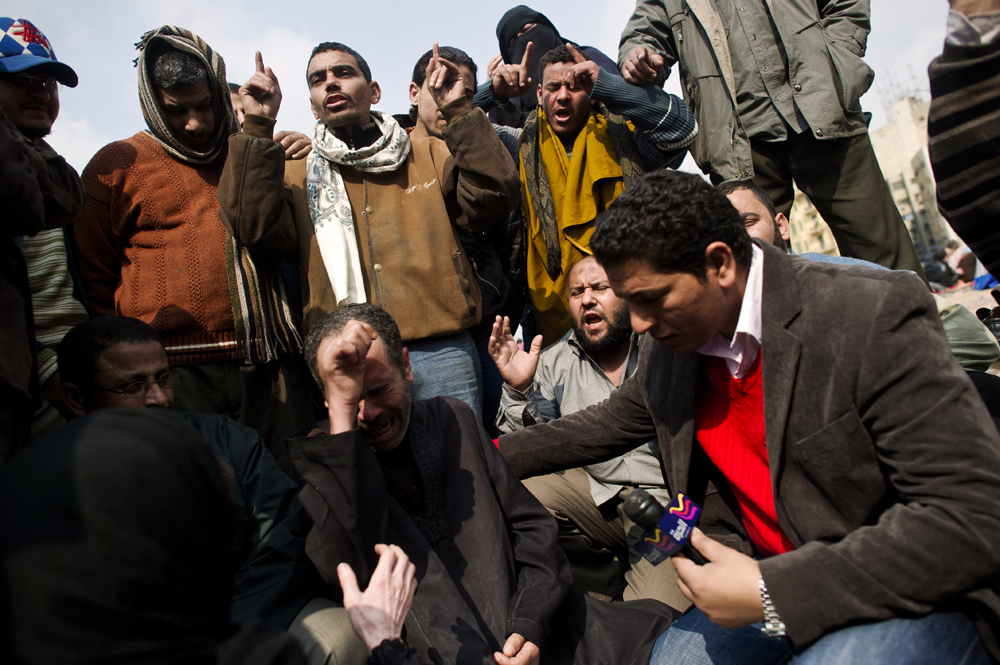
[520,41,533,68]
[255,50,264,74]
[566,42,586,64]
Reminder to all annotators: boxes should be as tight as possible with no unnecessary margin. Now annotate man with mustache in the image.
[0,17,85,463]
[70,28,315,476]
[477,42,697,346]
[220,43,520,420]
[489,256,684,610]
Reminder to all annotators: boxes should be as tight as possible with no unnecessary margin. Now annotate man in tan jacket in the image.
[219,43,520,419]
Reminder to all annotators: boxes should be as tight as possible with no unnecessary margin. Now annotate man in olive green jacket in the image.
[618,0,926,279]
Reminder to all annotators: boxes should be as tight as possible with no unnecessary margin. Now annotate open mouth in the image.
[325,93,349,109]
[359,415,394,439]
[583,312,605,331]
[553,107,572,122]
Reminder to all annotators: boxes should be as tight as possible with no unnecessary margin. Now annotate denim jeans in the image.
[650,608,990,665]
[407,331,483,421]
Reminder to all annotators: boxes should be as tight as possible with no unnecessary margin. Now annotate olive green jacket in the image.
[618,0,874,182]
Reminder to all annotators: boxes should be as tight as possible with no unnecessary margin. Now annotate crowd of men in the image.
[2,2,1000,664]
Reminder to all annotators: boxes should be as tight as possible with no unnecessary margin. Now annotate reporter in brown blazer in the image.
[498,171,1000,664]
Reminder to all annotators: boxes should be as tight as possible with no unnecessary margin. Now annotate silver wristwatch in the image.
[758,576,787,638]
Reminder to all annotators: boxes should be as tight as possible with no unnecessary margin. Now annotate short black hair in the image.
[715,179,777,219]
[227,81,240,95]
[58,317,164,388]
[308,42,371,83]
[151,46,207,89]
[304,305,404,391]
[591,170,752,278]
[715,179,786,252]
[411,46,477,87]
[409,46,477,121]
[537,44,588,82]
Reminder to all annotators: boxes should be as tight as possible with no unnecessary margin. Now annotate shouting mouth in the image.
[583,311,605,332]
[553,107,572,122]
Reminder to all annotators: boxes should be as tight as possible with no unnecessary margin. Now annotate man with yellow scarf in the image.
[477,42,697,345]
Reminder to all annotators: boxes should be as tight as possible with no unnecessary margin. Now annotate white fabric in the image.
[306,112,411,306]
[697,243,764,379]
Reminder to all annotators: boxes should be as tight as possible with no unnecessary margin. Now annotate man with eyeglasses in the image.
[51,315,371,661]
[0,17,86,465]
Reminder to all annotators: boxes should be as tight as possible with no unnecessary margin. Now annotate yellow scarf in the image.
[521,108,632,344]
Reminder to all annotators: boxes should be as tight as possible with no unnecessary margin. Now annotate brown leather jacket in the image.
[218,101,519,340]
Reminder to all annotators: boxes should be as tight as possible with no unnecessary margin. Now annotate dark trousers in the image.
[750,131,927,282]
[172,355,318,478]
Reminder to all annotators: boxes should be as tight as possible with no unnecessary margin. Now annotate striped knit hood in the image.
[134,25,239,165]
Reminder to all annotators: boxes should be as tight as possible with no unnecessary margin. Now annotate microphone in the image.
[623,489,707,566]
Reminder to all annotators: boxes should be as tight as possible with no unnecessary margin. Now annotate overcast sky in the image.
[8,0,946,174]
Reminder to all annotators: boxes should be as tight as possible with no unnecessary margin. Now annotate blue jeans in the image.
[407,331,483,421]
[650,608,990,665]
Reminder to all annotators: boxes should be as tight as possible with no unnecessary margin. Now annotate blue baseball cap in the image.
[0,18,77,87]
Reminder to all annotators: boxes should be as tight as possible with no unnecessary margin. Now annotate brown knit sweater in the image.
[71,131,240,365]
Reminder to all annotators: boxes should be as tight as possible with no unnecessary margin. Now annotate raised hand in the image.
[338,544,417,653]
[274,130,311,159]
[487,53,504,80]
[488,316,542,393]
[239,51,282,120]
[491,41,533,99]
[621,45,664,86]
[318,320,377,434]
[425,42,468,110]
[565,43,599,96]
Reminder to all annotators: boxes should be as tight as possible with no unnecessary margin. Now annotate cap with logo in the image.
[0,18,77,88]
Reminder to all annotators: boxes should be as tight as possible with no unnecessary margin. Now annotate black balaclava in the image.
[496,5,565,114]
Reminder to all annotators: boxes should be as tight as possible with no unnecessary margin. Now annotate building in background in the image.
[789,96,955,259]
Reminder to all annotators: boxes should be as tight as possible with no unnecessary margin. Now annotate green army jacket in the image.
[619,0,874,182]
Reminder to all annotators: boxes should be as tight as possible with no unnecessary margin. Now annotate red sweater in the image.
[695,354,794,557]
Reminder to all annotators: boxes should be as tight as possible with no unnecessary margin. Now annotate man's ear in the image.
[705,241,739,289]
[369,80,382,105]
[408,82,421,107]
[401,347,415,383]
[61,382,88,418]
[536,83,543,107]
[775,212,791,242]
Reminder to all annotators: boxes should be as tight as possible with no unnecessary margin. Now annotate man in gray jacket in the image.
[490,256,687,610]
[618,0,926,280]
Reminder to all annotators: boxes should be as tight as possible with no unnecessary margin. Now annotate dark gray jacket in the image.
[289,398,676,665]
[499,242,1000,656]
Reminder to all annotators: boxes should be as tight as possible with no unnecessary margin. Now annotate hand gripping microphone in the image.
[623,489,708,566]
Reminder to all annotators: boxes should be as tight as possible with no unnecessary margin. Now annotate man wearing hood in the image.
[218,43,520,419]
[70,27,315,476]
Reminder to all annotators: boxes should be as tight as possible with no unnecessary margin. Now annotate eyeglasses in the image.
[0,71,59,91]
[93,371,179,399]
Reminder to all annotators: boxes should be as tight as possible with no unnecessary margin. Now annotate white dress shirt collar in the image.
[696,243,764,378]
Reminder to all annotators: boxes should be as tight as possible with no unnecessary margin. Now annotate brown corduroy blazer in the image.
[499,241,1000,657]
